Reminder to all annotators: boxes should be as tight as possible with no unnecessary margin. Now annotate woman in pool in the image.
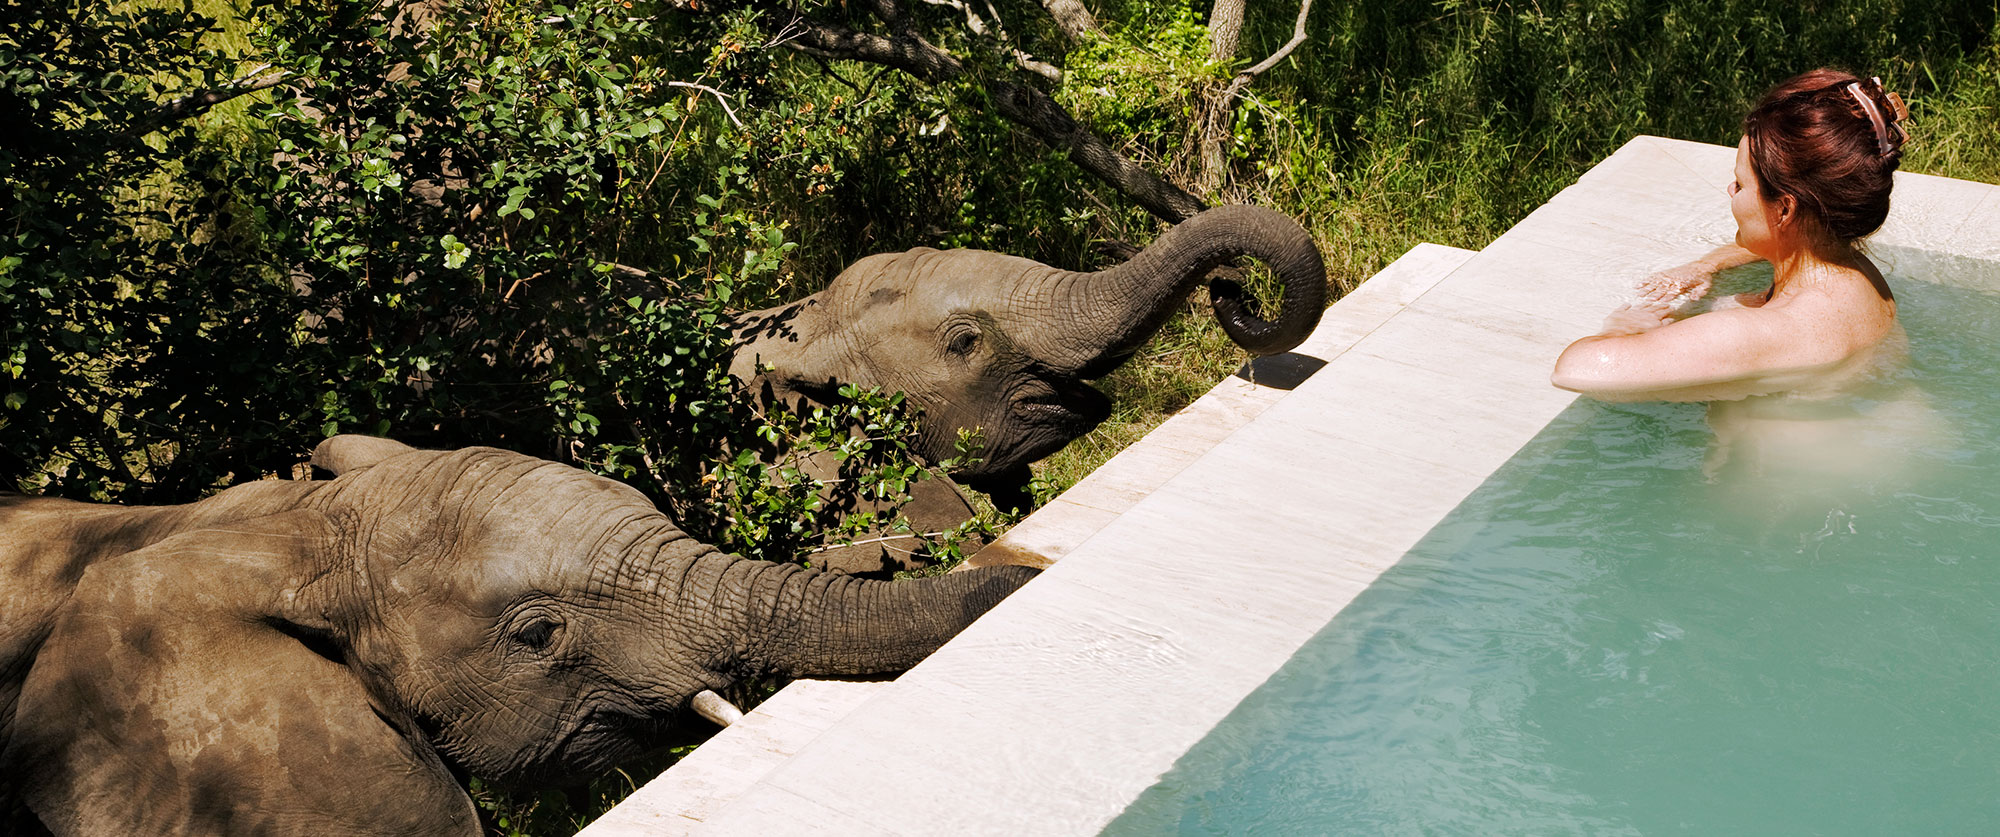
[1551,69,1911,404]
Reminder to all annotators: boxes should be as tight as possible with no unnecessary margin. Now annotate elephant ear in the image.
[4,511,479,836]
[313,434,419,476]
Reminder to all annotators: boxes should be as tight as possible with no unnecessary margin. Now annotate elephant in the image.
[728,203,1328,507]
[0,435,1036,836]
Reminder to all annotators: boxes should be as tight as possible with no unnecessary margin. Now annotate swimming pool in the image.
[1105,249,2000,834]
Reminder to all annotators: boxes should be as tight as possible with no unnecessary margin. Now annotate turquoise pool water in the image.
[1105,252,2000,835]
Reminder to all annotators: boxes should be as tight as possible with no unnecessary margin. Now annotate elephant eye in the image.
[947,328,979,356]
[511,618,559,651]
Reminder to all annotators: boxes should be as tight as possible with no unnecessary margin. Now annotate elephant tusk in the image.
[691,689,745,728]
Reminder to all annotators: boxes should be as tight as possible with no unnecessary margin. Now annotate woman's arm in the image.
[1551,307,1793,402]
[1550,245,1780,402]
[1637,244,1764,303]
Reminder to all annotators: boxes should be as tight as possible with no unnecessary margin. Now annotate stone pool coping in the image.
[582,137,2000,835]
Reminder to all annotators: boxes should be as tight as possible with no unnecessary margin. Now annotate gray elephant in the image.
[729,204,1327,505]
[0,435,1036,835]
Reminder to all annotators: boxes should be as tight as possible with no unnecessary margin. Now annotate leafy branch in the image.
[679,0,1209,222]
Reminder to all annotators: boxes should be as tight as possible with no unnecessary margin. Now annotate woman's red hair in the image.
[1744,69,1907,242]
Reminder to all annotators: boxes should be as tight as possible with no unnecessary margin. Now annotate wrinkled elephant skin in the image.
[0,435,1036,836]
[730,204,1327,496]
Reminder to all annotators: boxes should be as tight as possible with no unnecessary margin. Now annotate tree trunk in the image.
[1195,0,1248,193]
[1040,0,1102,41]
[1208,0,1245,62]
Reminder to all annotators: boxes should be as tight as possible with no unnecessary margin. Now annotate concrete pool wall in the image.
[581,137,2000,835]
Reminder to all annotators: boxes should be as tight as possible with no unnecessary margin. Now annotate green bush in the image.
[2,0,963,563]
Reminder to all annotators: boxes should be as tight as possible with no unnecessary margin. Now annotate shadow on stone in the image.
[1233,352,1327,391]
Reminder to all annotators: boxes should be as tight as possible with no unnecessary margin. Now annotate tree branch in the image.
[772,9,1205,222]
[919,0,1062,80]
[667,81,745,128]
[808,530,949,554]
[1008,49,1063,83]
[125,64,293,138]
[920,0,990,36]
[859,0,921,37]
[1236,0,1314,81]
[984,0,1063,81]
[783,14,965,82]
[989,80,1206,221]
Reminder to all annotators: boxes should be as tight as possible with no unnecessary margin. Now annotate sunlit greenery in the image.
[5,0,1997,832]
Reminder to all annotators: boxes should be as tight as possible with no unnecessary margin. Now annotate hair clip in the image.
[1873,77,1912,146]
[1881,91,1910,126]
[1846,80,1900,157]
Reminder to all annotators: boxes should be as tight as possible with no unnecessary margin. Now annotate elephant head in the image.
[3,436,1035,835]
[729,204,1327,495]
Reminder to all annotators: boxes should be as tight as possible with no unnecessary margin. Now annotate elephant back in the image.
[0,482,323,743]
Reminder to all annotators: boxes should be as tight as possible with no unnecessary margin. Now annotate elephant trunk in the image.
[711,559,1039,678]
[1054,204,1327,374]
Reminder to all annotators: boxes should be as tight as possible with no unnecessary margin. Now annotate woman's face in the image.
[1730,136,1781,256]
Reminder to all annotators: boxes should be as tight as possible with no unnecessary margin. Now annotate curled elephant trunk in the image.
[722,561,1039,678]
[1057,205,1327,373]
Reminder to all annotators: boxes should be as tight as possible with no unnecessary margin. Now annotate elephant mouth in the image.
[942,371,1111,481]
[1012,402,1089,445]
[1013,376,1108,428]
[515,704,664,785]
